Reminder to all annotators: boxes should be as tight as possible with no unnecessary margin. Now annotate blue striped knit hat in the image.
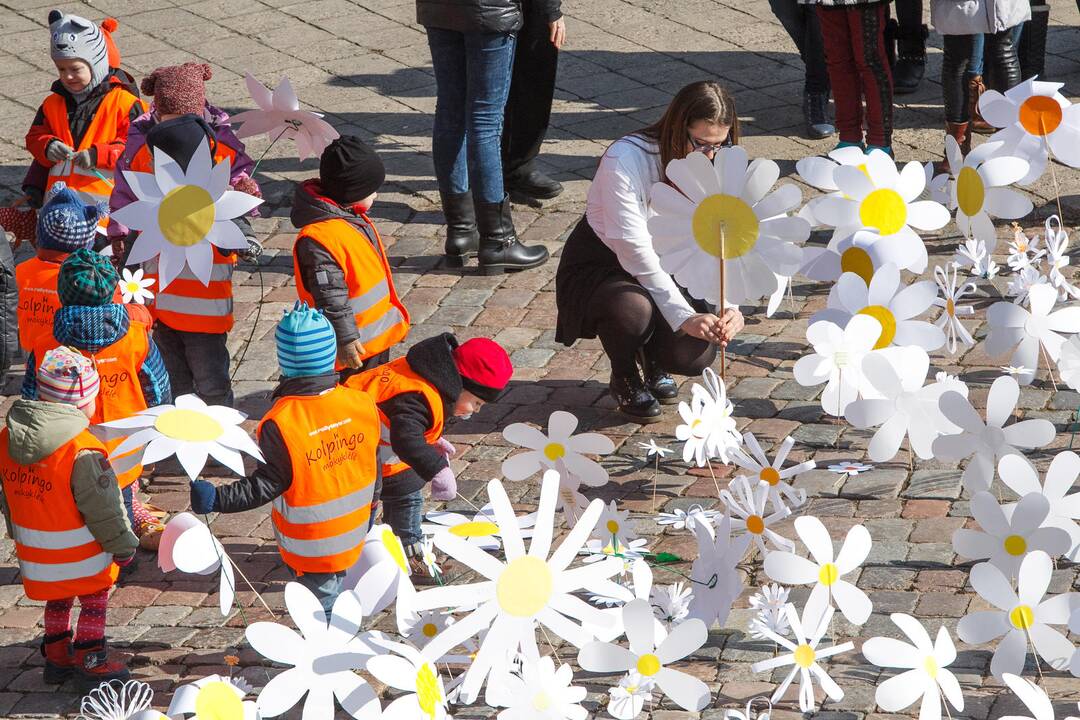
[276,302,336,378]
[37,183,104,252]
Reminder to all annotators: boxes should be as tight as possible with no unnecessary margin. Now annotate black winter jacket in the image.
[416,0,524,34]
[0,239,16,373]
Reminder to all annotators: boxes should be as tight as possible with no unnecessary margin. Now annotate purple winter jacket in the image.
[107,102,257,243]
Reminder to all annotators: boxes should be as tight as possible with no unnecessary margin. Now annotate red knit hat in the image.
[142,62,212,116]
[453,338,512,402]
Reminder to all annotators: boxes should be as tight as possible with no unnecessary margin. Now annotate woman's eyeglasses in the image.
[687,132,733,154]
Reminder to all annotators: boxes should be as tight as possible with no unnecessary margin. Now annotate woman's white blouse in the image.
[585,136,697,332]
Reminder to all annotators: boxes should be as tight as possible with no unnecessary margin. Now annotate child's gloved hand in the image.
[113,553,135,567]
[45,140,73,163]
[434,437,457,459]
[190,480,217,514]
[337,339,365,369]
[430,466,457,501]
[71,149,95,170]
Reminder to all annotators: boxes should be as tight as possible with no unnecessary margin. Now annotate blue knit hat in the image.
[276,302,337,378]
[37,183,104,252]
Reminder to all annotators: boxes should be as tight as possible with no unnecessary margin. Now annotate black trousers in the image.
[501,4,559,179]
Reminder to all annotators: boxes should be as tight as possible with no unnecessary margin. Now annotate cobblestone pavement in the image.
[2,0,1080,717]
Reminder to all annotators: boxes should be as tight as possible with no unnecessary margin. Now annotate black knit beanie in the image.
[319,136,385,205]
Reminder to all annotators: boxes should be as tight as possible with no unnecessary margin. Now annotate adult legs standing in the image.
[893,0,928,94]
[847,4,893,150]
[817,7,863,146]
[768,0,834,139]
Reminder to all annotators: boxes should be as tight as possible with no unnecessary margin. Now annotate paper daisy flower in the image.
[730,433,813,513]
[687,513,749,628]
[638,439,672,459]
[846,348,966,462]
[676,367,740,466]
[98,394,263,480]
[424,502,536,552]
[998,452,1080,562]
[944,136,1033,244]
[1043,215,1080,301]
[750,604,792,640]
[932,264,977,354]
[158,512,237,616]
[800,229,916,284]
[111,141,261,290]
[367,639,450,720]
[764,514,873,626]
[489,655,588,720]
[502,410,614,487]
[247,582,381,719]
[592,501,640,555]
[607,673,656,720]
[579,598,712,712]
[1007,226,1046,271]
[582,537,650,570]
[1002,365,1033,377]
[794,315,883,417]
[77,679,157,720]
[232,73,341,161]
[413,470,621,703]
[862,613,964,720]
[812,150,950,274]
[656,505,718,531]
[979,78,1080,185]
[647,146,808,306]
[720,475,795,554]
[957,551,1076,678]
[813,263,945,352]
[931,376,1055,493]
[955,237,1001,281]
[119,267,154,305]
[1007,266,1051,306]
[345,524,416,632]
[827,462,873,476]
[1000,673,1061,720]
[750,584,792,639]
[750,605,855,713]
[650,582,693,626]
[795,145,880,229]
[953,491,1070,577]
[986,283,1080,385]
[403,609,450,650]
[165,675,259,720]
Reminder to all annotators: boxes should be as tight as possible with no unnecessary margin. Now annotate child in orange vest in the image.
[292,136,409,378]
[23,11,144,212]
[347,334,512,579]
[190,303,381,612]
[0,347,137,685]
[15,185,105,353]
[23,250,172,548]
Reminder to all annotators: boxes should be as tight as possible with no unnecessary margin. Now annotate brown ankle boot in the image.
[934,122,971,174]
[969,75,994,133]
[40,631,77,684]
[73,639,129,685]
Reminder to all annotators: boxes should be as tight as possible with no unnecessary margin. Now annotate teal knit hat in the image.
[276,301,336,377]
[58,248,117,306]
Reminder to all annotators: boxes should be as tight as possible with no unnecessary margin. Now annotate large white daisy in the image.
[502,411,614,488]
[111,140,262,289]
[793,315,884,417]
[795,145,876,229]
[953,491,1070,578]
[986,283,1080,386]
[998,452,1080,562]
[728,433,813,514]
[232,73,340,161]
[367,639,450,720]
[647,146,808,306]
[423,503,536,552]
[943,136,1032,244]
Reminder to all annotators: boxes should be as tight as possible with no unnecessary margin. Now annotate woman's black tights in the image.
[586,276,718,380]
[942,31,1021,123]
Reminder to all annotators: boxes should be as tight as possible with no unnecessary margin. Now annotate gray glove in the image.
[71,148,95,170]
[45,140,73,163]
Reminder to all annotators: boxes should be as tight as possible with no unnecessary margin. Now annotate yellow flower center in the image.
[924,656,938,679]
[382,528,408,573]
[532,692,552,711]
[544,442,566,461]
[194,681,243,720]
[421,622,439,638]
[496,556,552,617]
[857,305,898,349]
[154,408,223,442]
[1004,534,1028,556]
[956,166,985,217]
[793,644,816,668]
[859,188,907,236]
[840,246,875,285]
[759,467,781,486]
[415,663,441,719]
[449,521,500,538]
[159,184,216,247]
[818,562,839,586]
[746,515,765,534]
[1019,95,1062,136]
[636,653,661,676]
[606,520,620,534]
[946,298,956,317]
[123,280,142,293]
[691,194,760,259]
[1009,604,1035,630]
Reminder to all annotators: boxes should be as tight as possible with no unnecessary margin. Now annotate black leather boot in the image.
[802,90,835,140]
[609,373,661,423]
[476,195,549,275]
[893,24,928,95]
[440,190,479,268]
[1018,4,1049,82]
[505,168,563,201]
[638,350,678,405]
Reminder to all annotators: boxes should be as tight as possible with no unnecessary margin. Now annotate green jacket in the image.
[0,399,137,558]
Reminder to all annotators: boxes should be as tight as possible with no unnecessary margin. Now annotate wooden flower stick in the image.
[719,223,727,382]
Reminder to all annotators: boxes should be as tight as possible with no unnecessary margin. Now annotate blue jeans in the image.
[291,569,345,615]
[968,25,1024,77]
[380,489,424,550]
[426,27,517,203]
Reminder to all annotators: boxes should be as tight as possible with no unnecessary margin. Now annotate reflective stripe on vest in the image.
[17,552,112,583]
[275,524,368,558]
[13,524,94,549]
[144,258,234,284]
[360,305,407,345]
[376,421,401,467]
[272,482,374,525]
[153,294,233,317]
[349,278,389,316]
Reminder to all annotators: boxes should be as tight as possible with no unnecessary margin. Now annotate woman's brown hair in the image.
[637,81,740,179]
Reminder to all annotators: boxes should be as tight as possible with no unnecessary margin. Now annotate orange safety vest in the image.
[0,428,120,600]
[41,87,142,210]
[346,357,444,478]
[15,257,62,352]
[294,218,409,367]
[130,142,239,334]
[32,306,152,489]
[260,385,380,574]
